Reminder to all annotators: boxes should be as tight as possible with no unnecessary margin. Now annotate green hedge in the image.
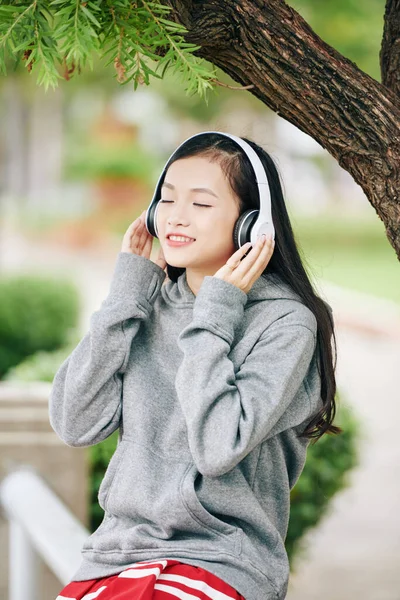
[287,397,359,565]
[0,273,80,379]
[3,336,81,383]
[90,429,120,528]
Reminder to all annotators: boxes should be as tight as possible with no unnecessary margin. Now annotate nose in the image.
[166,203,190,227]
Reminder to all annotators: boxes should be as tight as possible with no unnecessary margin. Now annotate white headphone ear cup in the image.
[233,214,246,250]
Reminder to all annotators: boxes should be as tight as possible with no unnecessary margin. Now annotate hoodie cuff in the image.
[107,252,167,306]
[191,275,248,344]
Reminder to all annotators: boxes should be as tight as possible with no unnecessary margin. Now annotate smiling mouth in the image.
[166,235,196,242]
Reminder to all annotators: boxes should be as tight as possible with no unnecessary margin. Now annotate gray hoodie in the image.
[49,251,325,600]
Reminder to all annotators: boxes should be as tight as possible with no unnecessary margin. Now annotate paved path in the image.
[1,223,400,600]
[286,328,400,600]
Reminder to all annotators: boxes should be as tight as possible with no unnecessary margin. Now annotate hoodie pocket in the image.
[96,437,240,555]
[180,463,239,539]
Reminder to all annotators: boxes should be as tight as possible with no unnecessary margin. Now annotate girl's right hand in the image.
[121,210,167,272]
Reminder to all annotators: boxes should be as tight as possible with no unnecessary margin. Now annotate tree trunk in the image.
[381,0,400,96]
[164,0,400,259]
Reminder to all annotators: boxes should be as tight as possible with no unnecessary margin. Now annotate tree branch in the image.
[163,0,400,259]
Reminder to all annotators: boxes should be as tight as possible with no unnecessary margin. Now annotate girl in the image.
[50,131,340,600]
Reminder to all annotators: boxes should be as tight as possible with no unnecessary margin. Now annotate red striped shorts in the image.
[55,558,246,600]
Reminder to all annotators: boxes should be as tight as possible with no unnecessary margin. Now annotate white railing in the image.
[0,466,89,600]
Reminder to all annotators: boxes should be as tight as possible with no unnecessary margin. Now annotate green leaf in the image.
[80,4,101,28]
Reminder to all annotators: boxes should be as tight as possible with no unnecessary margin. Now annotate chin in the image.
[167,261,190,269]
[163,252,191,269]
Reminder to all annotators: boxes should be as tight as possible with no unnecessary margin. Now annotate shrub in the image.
[3,333,81,383]
[0,273,80,378]
[89,430,120,529]
[287,396,359,565]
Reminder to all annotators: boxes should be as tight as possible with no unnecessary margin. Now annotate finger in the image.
[122,224,137,253]
[142,231,153,258]
[243,236,274,279]
[226,242,253,268]
[123,217,140,240]
[137,219,150,252]
[130,221,144,253]
[128,216,141,229]
[139,210,147,227]
[233,235,267,274]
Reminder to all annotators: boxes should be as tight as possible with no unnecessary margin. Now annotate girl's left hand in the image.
[213,234,275,294]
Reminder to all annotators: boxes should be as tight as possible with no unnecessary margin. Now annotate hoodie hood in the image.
[162,269,333,318]
[161,269,305,307]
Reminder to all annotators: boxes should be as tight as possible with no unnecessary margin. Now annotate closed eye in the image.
[159,199,211,207]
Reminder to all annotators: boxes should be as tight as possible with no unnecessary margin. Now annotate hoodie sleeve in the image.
[175,275,317,477]
[49,252,166,447]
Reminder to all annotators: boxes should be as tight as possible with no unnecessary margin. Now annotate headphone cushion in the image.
[233,210,258,249]
[146,201,158,238]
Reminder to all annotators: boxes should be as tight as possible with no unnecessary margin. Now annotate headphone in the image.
[145,130,275,249]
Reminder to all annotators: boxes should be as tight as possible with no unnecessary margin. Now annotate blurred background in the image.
[0,1,399,599]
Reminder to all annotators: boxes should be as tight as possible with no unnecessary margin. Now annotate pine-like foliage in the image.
[0,0,217,100]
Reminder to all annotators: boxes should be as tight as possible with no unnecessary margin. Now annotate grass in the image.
[290,208,400,305]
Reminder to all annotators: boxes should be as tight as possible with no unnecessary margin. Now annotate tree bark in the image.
[381,0,400,97]
[164,0,400,259]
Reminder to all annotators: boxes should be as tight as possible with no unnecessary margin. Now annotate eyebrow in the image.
[161,181,219,199]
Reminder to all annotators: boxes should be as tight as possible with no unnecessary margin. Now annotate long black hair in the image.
[159,132,341,444]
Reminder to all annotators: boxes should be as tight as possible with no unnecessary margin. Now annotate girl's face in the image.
[156,155,241,274]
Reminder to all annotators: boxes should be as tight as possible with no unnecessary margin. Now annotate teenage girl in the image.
[51,132,340,600]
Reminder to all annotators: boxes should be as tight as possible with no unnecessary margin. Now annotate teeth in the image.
[169,235,194,242]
